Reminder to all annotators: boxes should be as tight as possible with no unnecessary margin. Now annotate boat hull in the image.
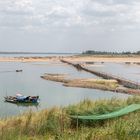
[4,96,39,104]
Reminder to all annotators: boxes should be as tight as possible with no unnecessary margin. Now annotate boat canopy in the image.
[16,93,23,97]
[16,96,28,101]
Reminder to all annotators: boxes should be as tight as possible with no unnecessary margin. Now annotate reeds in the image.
[0,96,140,140]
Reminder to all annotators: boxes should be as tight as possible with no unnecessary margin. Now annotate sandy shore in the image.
[64,55,140,63]
[41,73,140,95]
[0,55,139,63]
[0,57,61,62]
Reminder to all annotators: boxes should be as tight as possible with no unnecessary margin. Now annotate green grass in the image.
[83,79,119,89]
[0,96,140,140]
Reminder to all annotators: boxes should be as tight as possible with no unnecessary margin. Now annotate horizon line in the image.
[0,51,79,54]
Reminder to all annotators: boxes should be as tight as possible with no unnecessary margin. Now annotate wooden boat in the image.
[16,70,23,72]
[4,94,39,104]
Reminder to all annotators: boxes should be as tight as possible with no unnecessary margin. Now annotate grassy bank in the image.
[41,74,119,89]
[76,54,140,58]
[0,96,140,140]
[41,74,140,95]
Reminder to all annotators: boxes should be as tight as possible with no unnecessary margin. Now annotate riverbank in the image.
[0,56,61,62]
[0,55,139,63]
[41,74,140,95]
[64,55,140,63]
[0,96,139,140]
[40,58,140,95]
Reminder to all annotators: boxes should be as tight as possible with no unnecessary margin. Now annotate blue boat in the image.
[4,94,39,104]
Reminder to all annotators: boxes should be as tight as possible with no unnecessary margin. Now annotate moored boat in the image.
[16,70,23,72]
[4,94,39,104]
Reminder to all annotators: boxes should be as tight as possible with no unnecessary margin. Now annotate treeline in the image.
[82,50,140,55]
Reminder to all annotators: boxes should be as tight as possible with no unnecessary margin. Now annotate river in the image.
[0,61,131,118]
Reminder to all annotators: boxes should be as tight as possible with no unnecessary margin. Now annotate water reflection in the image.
[4,101,39,107]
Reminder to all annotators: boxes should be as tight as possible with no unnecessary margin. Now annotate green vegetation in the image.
[42,74,119,91]
[81,79,118,89]
[0,96,140,140]
[82,50,140,55]
[64,79,119,92]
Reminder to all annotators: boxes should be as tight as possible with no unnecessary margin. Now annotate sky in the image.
[0,0,140,53]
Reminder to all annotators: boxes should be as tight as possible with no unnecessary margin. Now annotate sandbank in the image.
[0,55,139,63]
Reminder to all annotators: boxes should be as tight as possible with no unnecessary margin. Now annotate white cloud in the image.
[0,0,140,31]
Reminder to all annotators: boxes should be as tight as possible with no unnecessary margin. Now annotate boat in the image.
[16,70,23,72]
[4,94,39,104]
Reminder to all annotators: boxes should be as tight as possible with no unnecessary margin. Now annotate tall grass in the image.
[0,96,140,140]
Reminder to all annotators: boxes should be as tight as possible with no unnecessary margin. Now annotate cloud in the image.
[0,0,140,31]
